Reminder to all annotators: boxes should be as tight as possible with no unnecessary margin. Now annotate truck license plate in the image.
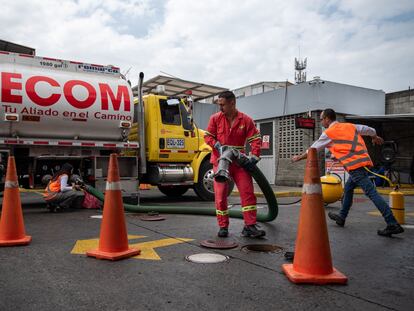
[166,138,185,149]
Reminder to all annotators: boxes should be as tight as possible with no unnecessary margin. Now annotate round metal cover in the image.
[241,244,283,253]
[200,239,239,249]
[186,253,229,264]
[139,215,166,221]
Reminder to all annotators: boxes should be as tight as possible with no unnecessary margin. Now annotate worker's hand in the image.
[291,153,306,162]
[73,184,81,191]
[371,135,384,145]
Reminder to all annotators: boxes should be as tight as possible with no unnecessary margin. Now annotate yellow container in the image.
[320,173,343,204]
[389,190,405,224]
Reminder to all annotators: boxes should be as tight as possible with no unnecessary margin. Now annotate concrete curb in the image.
[354,188,414,195]
[232,188,414,198]
[231,191,302,198]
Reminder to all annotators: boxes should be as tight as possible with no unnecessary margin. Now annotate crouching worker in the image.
[43,163,85,212]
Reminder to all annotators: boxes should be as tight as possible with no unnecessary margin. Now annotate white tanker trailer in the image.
[0,51,139,196]
[0,51,218,201]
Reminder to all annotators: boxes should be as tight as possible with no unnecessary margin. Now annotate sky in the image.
[1,0,413,93]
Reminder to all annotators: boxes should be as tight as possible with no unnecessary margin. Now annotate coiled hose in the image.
[85,164,278,222]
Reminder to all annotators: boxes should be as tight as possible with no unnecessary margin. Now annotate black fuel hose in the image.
[86,164,278,223]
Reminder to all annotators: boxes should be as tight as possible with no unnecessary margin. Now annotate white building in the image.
[236,77,386,185]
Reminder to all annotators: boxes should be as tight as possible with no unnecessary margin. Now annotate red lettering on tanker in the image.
[1,72,132,121]
[26,76,61,106]
[1,72,22,104]
[64,80,96,109]
[99,83,130,111]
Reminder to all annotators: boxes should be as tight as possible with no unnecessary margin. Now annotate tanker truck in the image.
[0,51,220,201]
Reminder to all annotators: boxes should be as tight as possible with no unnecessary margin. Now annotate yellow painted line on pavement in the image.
[129,238,193,260]
[355,188,414,195]
[71,235,193,260]
[232,191,302,198]
[233,187,414,199]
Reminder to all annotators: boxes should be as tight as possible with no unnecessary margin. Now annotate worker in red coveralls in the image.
[204,91,265,238]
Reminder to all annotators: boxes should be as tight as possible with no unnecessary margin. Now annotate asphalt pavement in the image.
[0,188,413,311]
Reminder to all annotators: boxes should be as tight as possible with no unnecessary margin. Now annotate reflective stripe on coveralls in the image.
[216,210,229,216]
[242,205,257,212]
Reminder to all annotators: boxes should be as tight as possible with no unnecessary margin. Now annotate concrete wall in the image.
[386,89,414,114]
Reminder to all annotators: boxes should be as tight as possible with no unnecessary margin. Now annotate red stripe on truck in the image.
[33,141,48,145]
[58,142,73,146]
[81,142,95,147]
[103,143,116,147]
[19,53,34,58]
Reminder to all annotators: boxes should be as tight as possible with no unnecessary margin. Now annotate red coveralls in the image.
[204,111,261,228]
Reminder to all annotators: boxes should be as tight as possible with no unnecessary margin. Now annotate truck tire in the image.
[194,160,234,201]
[158,185,190,197]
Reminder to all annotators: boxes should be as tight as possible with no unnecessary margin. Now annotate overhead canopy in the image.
[345,114,414,124]
[132,75,228,101]
[0,39,35,55]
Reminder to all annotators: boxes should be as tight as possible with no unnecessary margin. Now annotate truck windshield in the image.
[160,99,181,125]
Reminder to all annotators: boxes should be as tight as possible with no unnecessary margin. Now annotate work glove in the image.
[243,155,260,172]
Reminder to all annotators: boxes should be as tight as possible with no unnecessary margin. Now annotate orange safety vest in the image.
[324,123,373,171]
[43,175,65,199]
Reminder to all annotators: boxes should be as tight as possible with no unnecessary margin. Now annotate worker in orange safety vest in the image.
[204,91,265,238]
[291,108,403,237]
[43,163,84,212]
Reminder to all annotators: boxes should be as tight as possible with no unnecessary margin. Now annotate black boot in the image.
[328,212,345,227]
[218,227,229,238]
[242,224,266,238]
[377,224,404,237]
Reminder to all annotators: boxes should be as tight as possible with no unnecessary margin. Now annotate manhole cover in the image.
[139,215,166,221]
[200,239,239,249]
[241,244,283,253]
[185,253,229,264]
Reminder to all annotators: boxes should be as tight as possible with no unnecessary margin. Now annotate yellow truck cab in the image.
[129,93,223,200]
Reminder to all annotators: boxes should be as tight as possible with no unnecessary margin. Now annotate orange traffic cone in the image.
[87,154,140,260]
[0,156,31,246]
[282,148,347,284]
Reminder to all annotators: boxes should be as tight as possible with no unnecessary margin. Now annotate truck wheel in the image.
[194,160,234,201]
[158,185,190,197]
